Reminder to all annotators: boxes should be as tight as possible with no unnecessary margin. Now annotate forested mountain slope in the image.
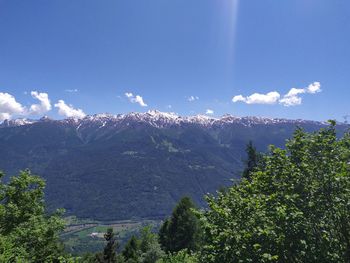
[0,111,347,220]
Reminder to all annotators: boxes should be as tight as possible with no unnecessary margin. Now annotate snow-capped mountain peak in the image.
[1,118,36,127]
[0,110,331,129]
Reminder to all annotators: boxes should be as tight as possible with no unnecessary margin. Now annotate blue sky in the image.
[0,0,349,121]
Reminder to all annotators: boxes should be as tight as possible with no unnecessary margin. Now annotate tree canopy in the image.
[0,170,66,262]
[200,123,350,262]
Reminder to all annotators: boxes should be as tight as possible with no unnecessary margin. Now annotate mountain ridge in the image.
[0,111,348,220]
[0,110,331,129]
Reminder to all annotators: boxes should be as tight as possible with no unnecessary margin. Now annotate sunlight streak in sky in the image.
[226,0,240,62]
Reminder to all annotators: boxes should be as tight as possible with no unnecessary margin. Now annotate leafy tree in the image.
[242,140,262,181]
[139,226,165,263]
[78,253,96,263]
[121,226,165,263]
[139,226,156,253]
[159,197,201,253]
[0,234,29,262]
[141,241,165,263]
[0,170,66,262]
[200,123,350,262]
[122,235,140,263]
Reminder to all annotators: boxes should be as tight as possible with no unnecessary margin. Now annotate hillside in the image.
[0,111,347,220]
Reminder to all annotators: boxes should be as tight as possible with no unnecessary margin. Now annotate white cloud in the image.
[233,82,322,107]
[279,95,302,107]
[206,109,214,115]
[0,92,25,121]
[279,82,322,107]
[232,95,246,103]
[232,91,280,105]
[65,89,78,93]
[54,100,86,119]
[134,95,147,107]
[124,92,148,107]
[187,96,199,102]
[307,82,321,94]
[285,88,306,97]
[125,92,133,98]
[29,91,52,115]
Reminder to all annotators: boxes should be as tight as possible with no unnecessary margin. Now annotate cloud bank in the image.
[232,82,321,107]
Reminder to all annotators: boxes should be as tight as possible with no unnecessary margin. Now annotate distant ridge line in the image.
[0,110,336,129]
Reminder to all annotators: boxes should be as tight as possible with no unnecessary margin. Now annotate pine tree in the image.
[96,228,118,263]
[159,197,201,253]
[242,140,261,181]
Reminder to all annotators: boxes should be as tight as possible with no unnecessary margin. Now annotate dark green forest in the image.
[2,119,346,221]
[1,123,350,262]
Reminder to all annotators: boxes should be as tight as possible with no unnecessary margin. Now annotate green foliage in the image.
[159,197,202,253]
[158,219,170,252]
[87,225,164,263]
[139,226,165,263]
[122,235,140,262]
[200,124,350,262]
[140,241,165,263]
[0,170,67,262]
[156,250,198,263]
[117,226,165,263]
[242,140,262,181]
[78,253,96,263]
[0,233,29,262]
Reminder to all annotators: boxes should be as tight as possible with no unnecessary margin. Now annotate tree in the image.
[200,123,350,262]
[139,226,165,263]
[158,219,170,252]
[95,228,119,263]
[0,170,66,262]
[242,140,262,181]
[104,228,119,262]
[159,197,201,253]
[0,234,29,262]
[122,235,140,263]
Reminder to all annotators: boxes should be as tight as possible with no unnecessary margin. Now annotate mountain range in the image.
[0,110,348,220]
